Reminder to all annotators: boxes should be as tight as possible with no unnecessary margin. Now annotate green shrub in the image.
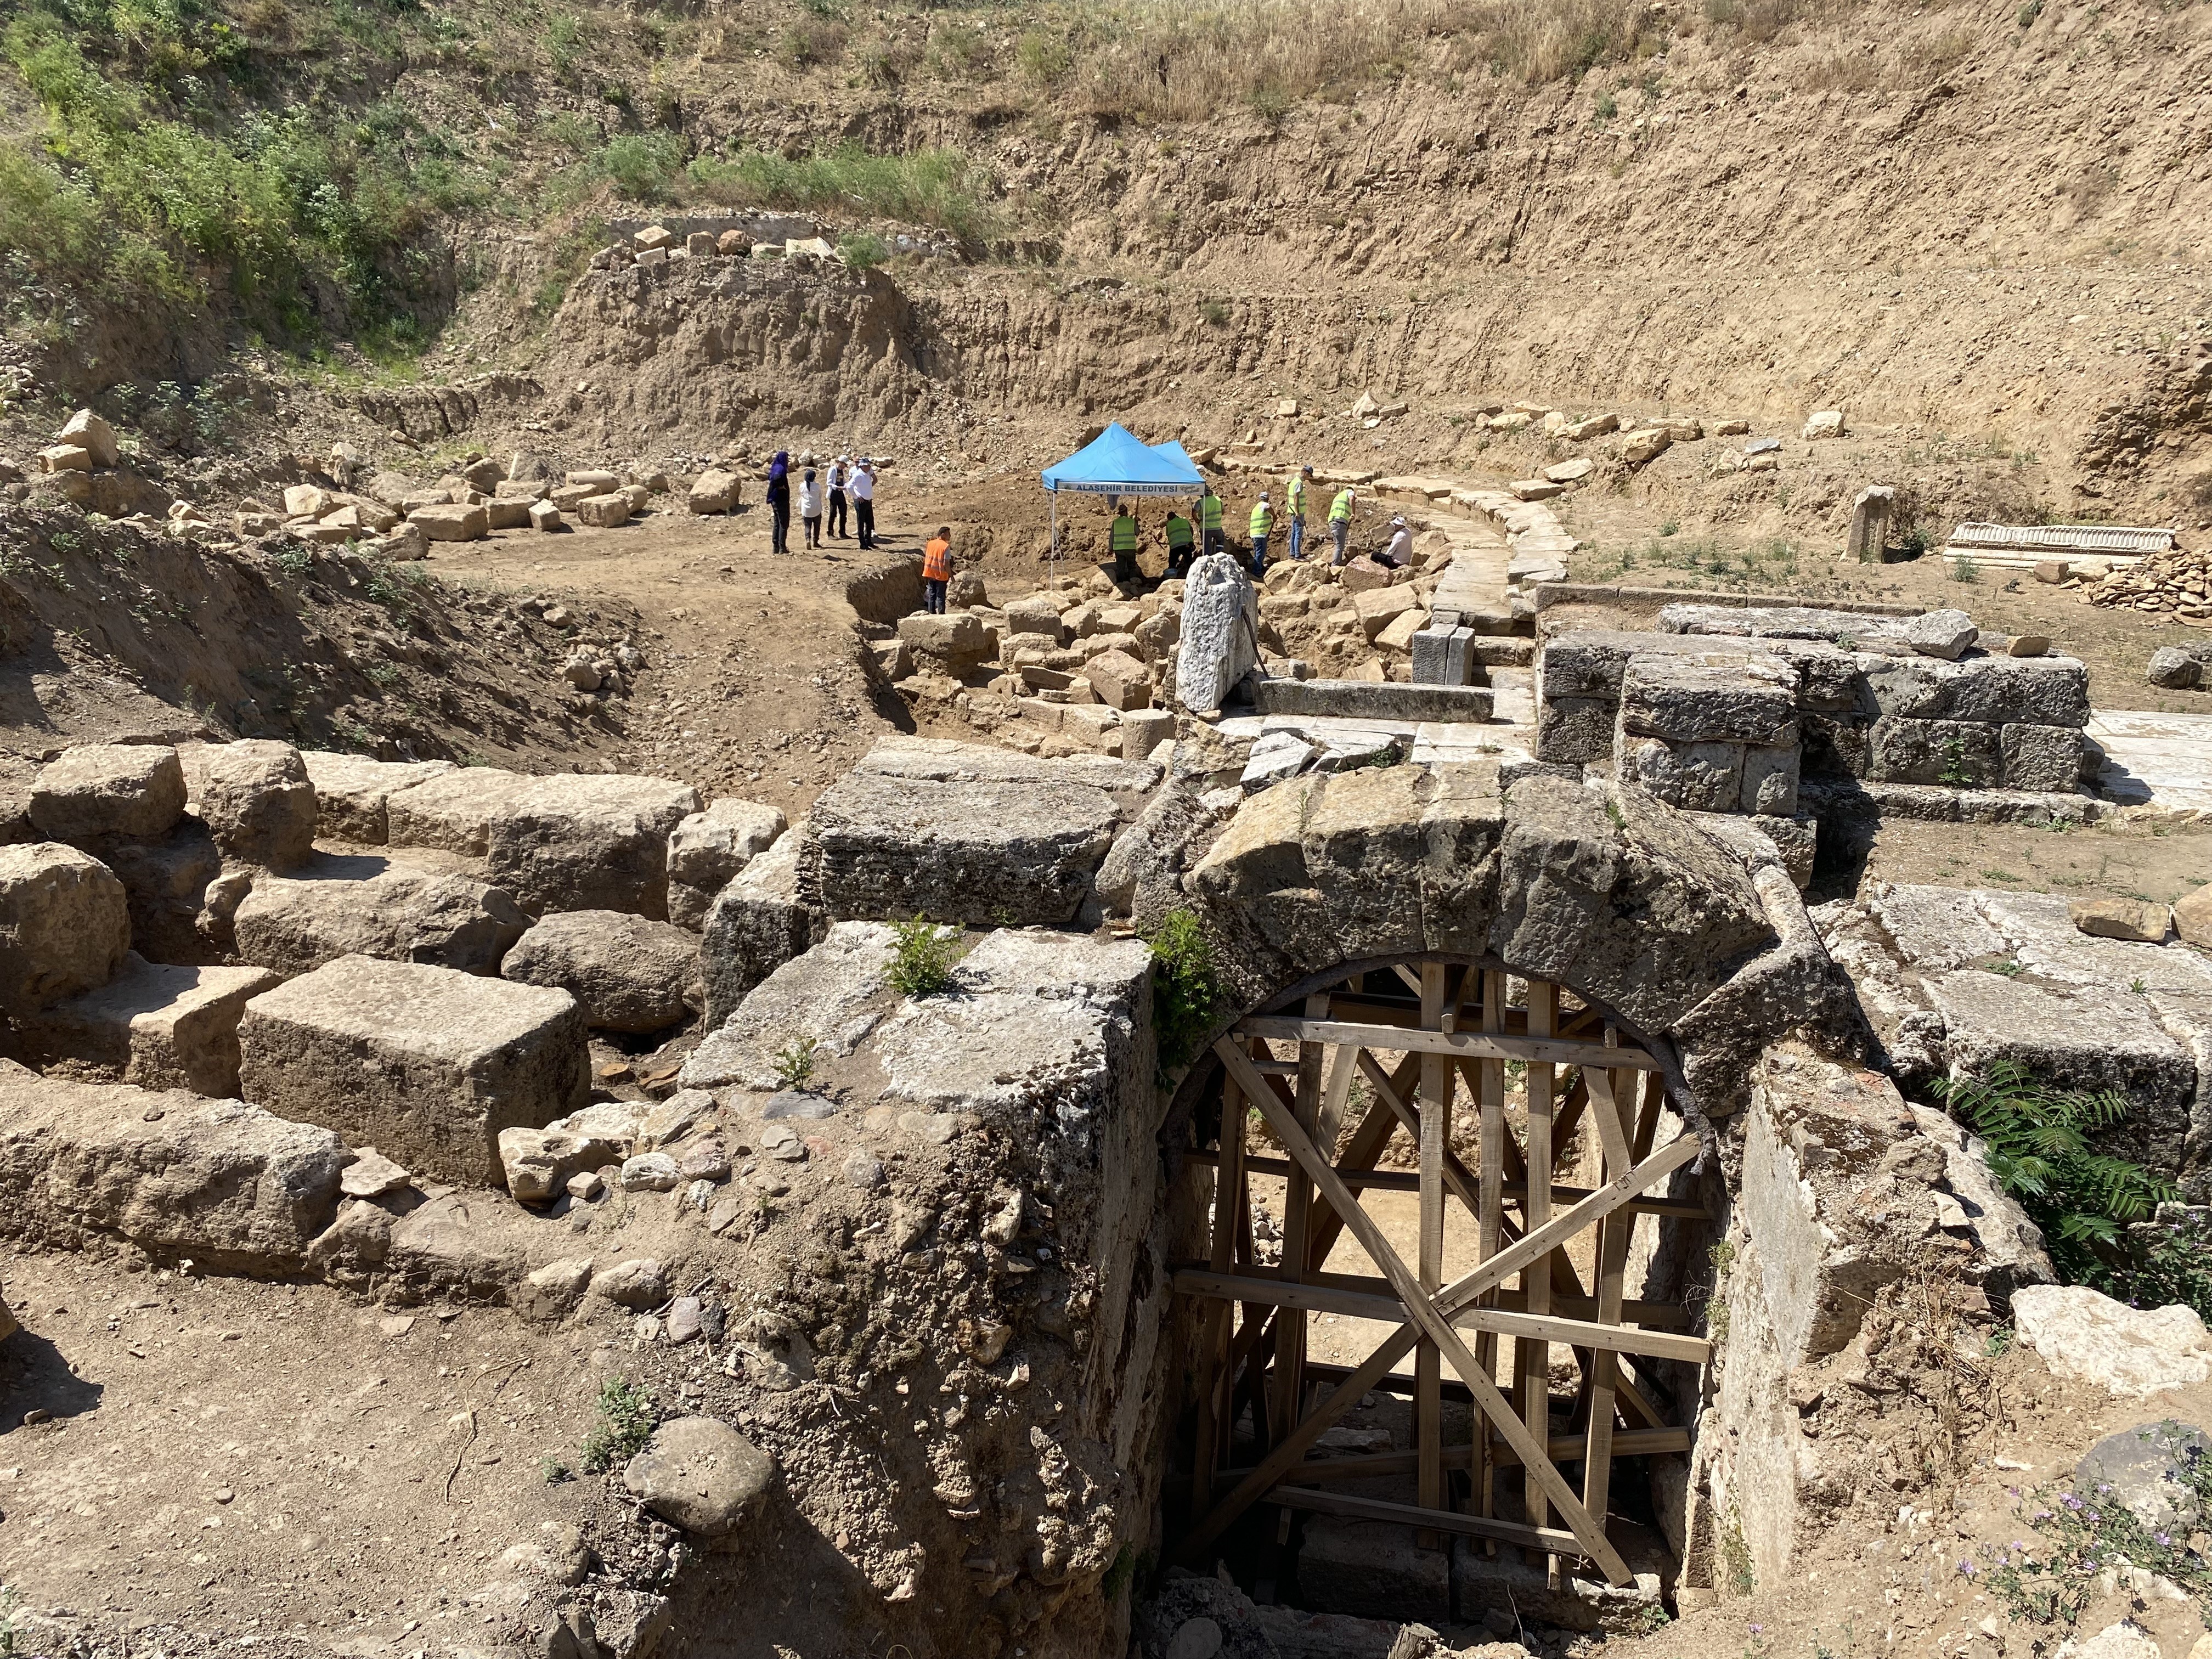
[1146,908,1222,1069]
[1934,1062,2179,1289]
[836,230,889,269]
[600,132,685,203]
[772,1034,818,1089]
[887,916,957,997]
[579,1376,657,1473]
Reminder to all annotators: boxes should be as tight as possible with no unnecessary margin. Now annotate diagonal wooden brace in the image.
[1215,1039,1639,1586]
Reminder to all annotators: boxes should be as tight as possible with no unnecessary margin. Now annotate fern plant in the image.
[1934,1062,2178,1285]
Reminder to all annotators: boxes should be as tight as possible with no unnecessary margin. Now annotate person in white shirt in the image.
[1379,514,1413,569]
[798,467,825,548]
[850,459,877,549]
[827,455,850,539]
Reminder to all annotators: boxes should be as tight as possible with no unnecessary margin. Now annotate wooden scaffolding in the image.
[1171,961,1709,1584]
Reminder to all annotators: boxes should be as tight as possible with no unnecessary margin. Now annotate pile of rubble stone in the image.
[2087,548,2212,619]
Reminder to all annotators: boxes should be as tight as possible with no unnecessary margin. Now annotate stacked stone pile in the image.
[2088,549,2212,620]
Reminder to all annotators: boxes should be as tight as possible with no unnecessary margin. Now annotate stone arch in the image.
[1160,760,1868,1130]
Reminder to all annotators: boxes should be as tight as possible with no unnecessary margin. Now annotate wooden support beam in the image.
[1522,980,1556,1562]
[1215,1427,1694,1487]
[1174,1263,1698,1333]
[1189,1070,1246,1524]
[1169,1270,1712,1364]
[1233,1015,1663,1073]
[1417,962,1448,1541]
[1181,1151,1708,1219]
[1213,1039,1636,1585]
[1262,1485,1588,1558]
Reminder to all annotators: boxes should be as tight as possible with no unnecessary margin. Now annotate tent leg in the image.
[1050,494,1057,568]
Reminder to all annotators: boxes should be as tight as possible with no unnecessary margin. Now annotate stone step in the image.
[1251,678,1496,723]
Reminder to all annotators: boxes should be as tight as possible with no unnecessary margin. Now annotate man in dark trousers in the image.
[922,525,952,614]
[851,458,877,549]
[827,455,851,539]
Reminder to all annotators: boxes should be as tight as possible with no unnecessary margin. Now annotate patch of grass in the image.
[685,143,1000,243]
[579,1376,658,1474]
[1701,1237,1736,1342]
[1015,27,1071,83]
[1199,297,1229,327]
[887,915,957,997]
[1951,554,1981,584]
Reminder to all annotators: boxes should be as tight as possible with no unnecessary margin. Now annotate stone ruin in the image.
[3,651,2208,1657]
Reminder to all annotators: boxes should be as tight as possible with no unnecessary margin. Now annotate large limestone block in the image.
[1619,656,1799,747]
[483,774,701,919]
[30,743,187,842]
[687,470,742,514]
[682,921,894,1090]
[854,733,1164,795]
[897,611,991,672]
[666,798,787,929]
[238,955,589,1187]
[699,832,815,1030]
[408,503,489,541]
[1999,722,2087,792]
[1866,714,2000,787]
[574,492,632,528]
[2012,1284,2212,1397]
[196,740,317,869]
[298,753,458,843]
[384,767,537,854]
[57,408,120,469]
[1861,654,2090,727]
[501,910,699,1032]
[1351,584,1420,641]
[10,952,281,1096]
[233,860,531,975]
[0,842,131,1014]
[800,771,1118,927]
[1174,555,1259,713]
[0,1062,347,1273]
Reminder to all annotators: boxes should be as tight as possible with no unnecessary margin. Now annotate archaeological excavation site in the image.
[4,1,2212,1657]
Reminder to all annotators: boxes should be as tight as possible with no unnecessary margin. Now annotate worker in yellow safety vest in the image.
[1199,486,1225,561]
[1328,486,1357,566]
[1249,493,1274,578]
[1163,509,1196,578]
[1109,502,1139,584]
[1285,464,1313,561]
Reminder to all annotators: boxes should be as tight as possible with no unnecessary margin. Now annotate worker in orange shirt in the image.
[921,525,953,613]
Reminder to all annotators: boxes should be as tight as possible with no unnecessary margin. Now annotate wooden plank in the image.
[1583,1053,1637,1526]
[1176,1322,1420,1564]
[1585,1063,1633,1180]
[1169,1271,1711,1364]
[1189,1070,1247,1523]
[1522,980,1556,1560]
[1262,1485,1587,1557]
[1417,962,1448,1538]
[1216,1427,1694,1487]
[1318,1040,1361,1157]
[1301,1051,1421,1274]
[1214,1039,1635,1585]
[1181,1152,1706,1218]
[1270,999,1329,1443]
[1476,967,1506,1540]
[1431,1132,1703,1313]
[1234,1015,1663,1073]
[1173,1265,1700,1336]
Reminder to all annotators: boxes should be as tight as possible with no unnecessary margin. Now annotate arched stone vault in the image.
[1157,760,1870,1131]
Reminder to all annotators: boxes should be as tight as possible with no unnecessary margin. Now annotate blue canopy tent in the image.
[1039,424,1206,563]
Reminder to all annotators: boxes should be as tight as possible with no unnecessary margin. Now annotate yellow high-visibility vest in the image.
[1250,503,1274,538]
[1110,515,1137,551]
[1199,493,1223,532]
[1286,475,1307,516]
[1329,489,1354,523]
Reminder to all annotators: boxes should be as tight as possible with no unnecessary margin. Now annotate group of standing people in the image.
[1112,464,1383,583]
[764,451,878,555]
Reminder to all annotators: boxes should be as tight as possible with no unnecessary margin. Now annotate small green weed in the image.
[1199,297,1230,327]
[772,1034,819,1089]
[579,1376,657,1473]
[1951,554,1981,584]
[1702,1238,1737,1342]
[1146,907,1223,1070]
[273,544,314,577]
[836,231,889,270]
[887,916,957,997]
[541,1455,573,1483]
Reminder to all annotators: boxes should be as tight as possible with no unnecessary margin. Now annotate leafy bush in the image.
[1146,908,1222,1069]
[1934,1062,2179,1289]
[836,230,889,269]
[600,132,686,202]
[579,1376,657,1473]
[1016,28,1071,83]
[772,1034,818,1089]
[888,916,957,997]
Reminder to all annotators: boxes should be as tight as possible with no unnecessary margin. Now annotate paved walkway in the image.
[2088,709,2212,817]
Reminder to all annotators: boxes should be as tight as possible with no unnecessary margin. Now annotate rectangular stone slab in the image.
[1251,679,1494,722]
[799,772,1119,927]
[10,952,281,1096]
[238,955,589,1186]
